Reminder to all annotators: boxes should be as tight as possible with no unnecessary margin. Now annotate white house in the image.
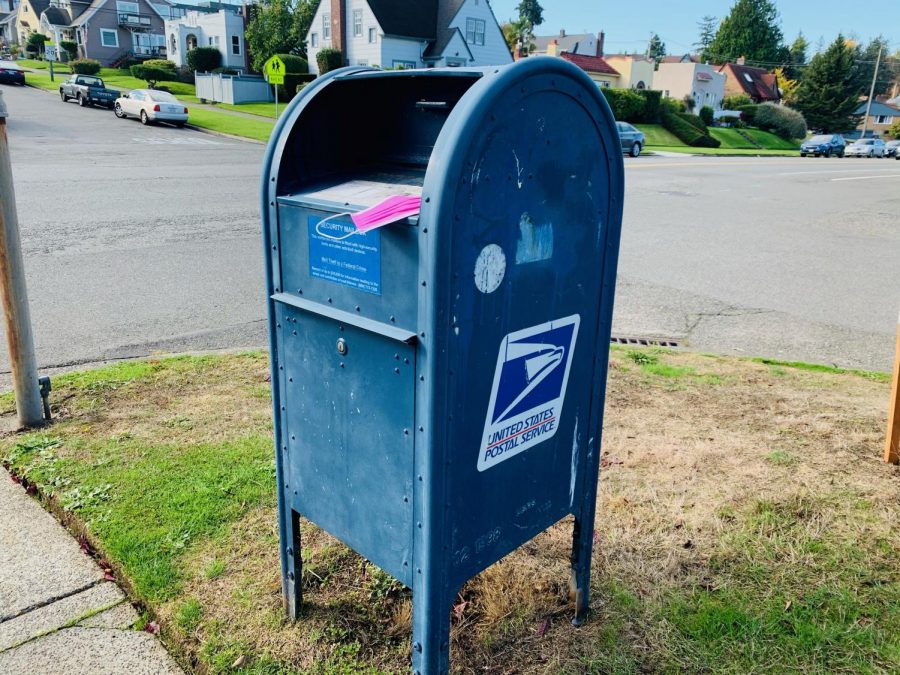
[164,8,245,69]
[653,61,726,112]
[306,0,511,75]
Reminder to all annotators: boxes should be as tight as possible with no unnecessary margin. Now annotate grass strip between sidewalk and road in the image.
[636,123,799,156]
[1,349,898,674]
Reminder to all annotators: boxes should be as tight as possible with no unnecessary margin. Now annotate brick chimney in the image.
[331,0,346,63]
[597,31,605,57]
[559,29,566,38]
[547,39,558,57]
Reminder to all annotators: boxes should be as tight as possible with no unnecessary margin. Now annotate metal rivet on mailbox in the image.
[336,338,347,355]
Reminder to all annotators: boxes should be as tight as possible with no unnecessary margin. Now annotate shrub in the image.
[634,89,662,123]
[316,48,343,74]
[736,104,758,124]
[25,32,48,56]
[130,64,178,88]
[677,112,708,133]
[754,102,807,140]
[682,94,696,111]
[59,40,78,61]
[273,53,310,100]
[889,119,900,140]
[276,53,308,74]
[699,105,714,126]
[176,66,195,84]
[70,58,101,75]
[600,88,645,122]
[143,59,176,71]
[723,94,752,110]
[186,46,221,73]
[661,111,721,148]
[660,97,685,115]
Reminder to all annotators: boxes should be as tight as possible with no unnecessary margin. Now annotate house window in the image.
[393,60,416,70]
[99,28,118,48]
[310,32,318,48]
[208,36,219,47]
[875,115,893,125]
[231,35,240,55]
[76,29,83,45]
[116,1,139,14]
[352,9,362,37]
[368,27,376,43]
[322,13,330,39]
[465,18,485,46]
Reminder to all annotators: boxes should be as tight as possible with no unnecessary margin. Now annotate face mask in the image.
[351,195,422,232]
[314,194,422,242]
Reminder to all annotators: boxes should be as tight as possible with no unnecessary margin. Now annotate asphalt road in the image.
[1,83,898,384]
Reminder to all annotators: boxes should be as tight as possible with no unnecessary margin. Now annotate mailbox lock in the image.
[336,338,348,355]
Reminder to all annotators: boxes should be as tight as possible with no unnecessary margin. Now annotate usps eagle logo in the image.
[478,315,580,471]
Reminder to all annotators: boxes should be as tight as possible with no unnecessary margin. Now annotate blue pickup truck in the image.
[59,75,119,109]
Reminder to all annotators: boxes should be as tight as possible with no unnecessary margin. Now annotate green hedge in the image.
[187,47,221,73]
[661,112,721,148]
[677,112,708,133]
[70,59,101,75]
[736,104,759,124]
[316,48,343,74]
[143,59,176,71]
[130,64,178,87]
[59,40,78,61]
[634,89,662,123]
[600,88,644,122]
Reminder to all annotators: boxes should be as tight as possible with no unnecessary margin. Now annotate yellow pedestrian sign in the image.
[264,55,286,85]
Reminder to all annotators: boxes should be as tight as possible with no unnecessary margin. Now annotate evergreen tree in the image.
[648,33,666,65]
[695,15,718,61]
[792,35,864,132]
[508,0,543,53]
[707,0,784,65]
[855,37,897,97]
[784,33,808,81]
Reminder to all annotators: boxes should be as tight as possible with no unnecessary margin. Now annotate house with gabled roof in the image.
[718,59,779,103]
[306,0,511,75]
[533,29,603,57]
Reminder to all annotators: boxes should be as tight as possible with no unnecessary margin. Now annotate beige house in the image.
[604,54,654,90]
[653,61,725,112]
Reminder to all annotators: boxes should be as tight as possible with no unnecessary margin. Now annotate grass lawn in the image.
[635,124,685,147]
[635,123,799,156]
[2,349,898,673]
[215,101,278,119]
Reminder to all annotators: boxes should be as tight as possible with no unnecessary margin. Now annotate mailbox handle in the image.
[314,212,357,241]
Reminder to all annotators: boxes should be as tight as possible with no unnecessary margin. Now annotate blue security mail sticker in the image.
[479,315,580,471]
[308,216,381,295]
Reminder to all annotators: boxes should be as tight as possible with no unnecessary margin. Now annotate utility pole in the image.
[860,44,883,140]
[0,91,44,427]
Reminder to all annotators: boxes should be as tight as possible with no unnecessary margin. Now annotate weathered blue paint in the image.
[260,58,624,674]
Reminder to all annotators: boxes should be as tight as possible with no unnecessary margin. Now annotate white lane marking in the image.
[830,174,900,182]
[132,136,222,146]
[778,168,900,176]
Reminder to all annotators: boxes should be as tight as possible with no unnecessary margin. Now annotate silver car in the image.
[114,89,189,127]
[616,122,645,157]
[844,138,886,158]
[885,140,900,158]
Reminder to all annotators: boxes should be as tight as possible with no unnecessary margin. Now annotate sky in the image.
[490,0,900,57]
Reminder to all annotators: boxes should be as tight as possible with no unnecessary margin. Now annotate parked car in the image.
[114,89,189,127]
[0,60,25,86]
[616,122,644,157]
[885,140,900,158]
[844,138,886,158]
[799,134,845,157]
[59,75,119,108]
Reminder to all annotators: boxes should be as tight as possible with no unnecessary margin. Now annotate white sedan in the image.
[114,89,189,127]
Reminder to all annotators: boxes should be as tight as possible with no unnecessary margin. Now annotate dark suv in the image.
[800,134,845,157]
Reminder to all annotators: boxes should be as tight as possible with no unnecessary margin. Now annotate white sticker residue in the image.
[474,244,506,294]
[478,315,581,471]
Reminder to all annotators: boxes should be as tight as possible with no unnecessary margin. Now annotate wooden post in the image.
[886,311,900,464]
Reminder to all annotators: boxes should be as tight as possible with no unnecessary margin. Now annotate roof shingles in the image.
[559,51,619,76]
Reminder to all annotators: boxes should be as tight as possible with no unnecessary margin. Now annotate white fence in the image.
[195,72,274,105]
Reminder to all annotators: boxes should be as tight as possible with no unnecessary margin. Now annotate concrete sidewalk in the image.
[0,467,183,674]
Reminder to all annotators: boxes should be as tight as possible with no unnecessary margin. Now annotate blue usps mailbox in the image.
[261,58,624,674]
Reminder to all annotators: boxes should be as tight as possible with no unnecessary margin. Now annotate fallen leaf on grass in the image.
[231,654,248,669]
[452,600,468,623]
[145,621,160,634]
[536,618,550,637]
[784,600,792,611]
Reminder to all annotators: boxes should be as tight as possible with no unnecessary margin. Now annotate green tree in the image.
[648,33,666,64]
[855,37,897,97]
[787,32,808,77]
[792,35,863,132]
[694,15,717,61]
[25,32,48,56]
[291,0,316,58]
[511,0,543,53]
[707,0,784,65]
[245,0,296,72]
[500,22,517,53]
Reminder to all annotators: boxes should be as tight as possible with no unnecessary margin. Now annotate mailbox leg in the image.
[410,588,451,675]
[570,512,596,626]
[282,508,303,619]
